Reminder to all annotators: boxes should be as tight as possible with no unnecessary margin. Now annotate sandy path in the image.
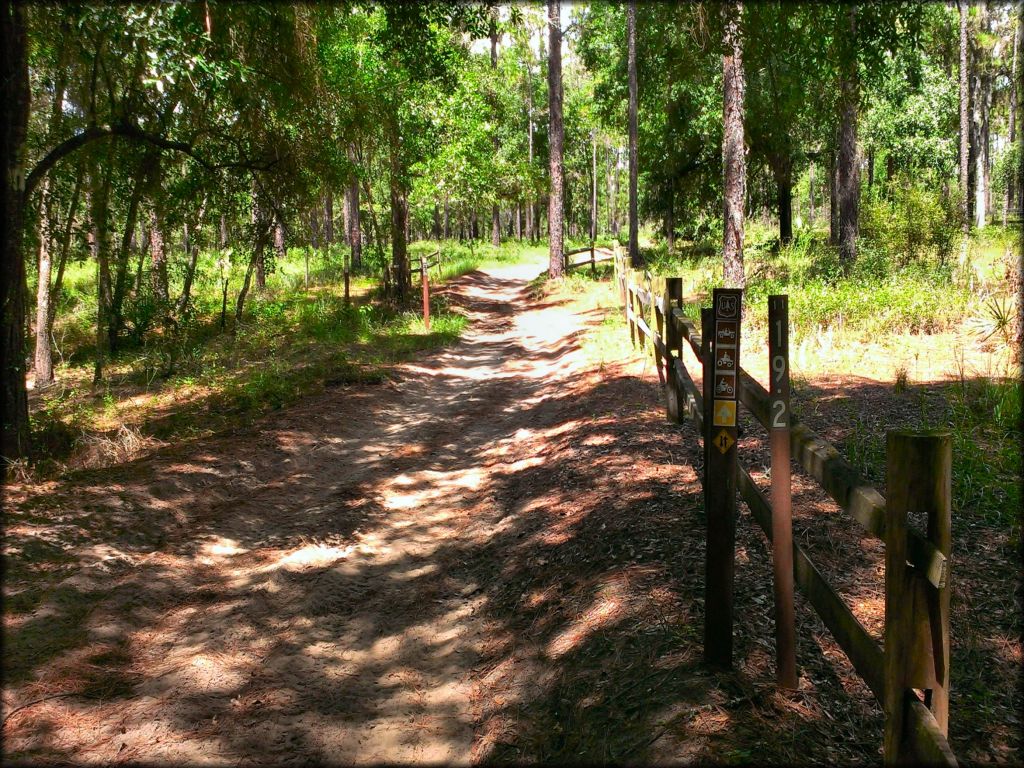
[4,255,599,764]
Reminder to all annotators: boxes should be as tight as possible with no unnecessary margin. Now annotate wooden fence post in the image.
[768,295,797,689]
[884,430,952,764]
[344,252,351,305]
[627,271,637,348]
[651,274,666,386]
[590,244,596,276]
[704,289,742,668]
[421,253,430,330]
[664,278,683,423]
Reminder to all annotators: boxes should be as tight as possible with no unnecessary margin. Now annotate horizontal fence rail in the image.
[611,246,957,767]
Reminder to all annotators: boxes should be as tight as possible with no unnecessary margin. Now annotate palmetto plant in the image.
[968,292,1016,347]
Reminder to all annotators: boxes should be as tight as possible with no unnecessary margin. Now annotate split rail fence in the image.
[612,246,958,767]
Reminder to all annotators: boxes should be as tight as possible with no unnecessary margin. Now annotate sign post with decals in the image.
[704,287,742,669]
[769,295,797,689]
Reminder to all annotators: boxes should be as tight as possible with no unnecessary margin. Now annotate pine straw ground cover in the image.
[467,273,1020,765]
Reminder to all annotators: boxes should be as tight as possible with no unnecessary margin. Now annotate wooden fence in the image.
[612,245,958,767]
[564,244,614,275]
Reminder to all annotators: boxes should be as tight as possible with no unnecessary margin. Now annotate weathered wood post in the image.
[768,295,797,689]
[590,244,597,276]
[704,289,742,668]
[664,278,683,423]
[420,253,430,330]
[651,275,666,387]
[627,271,637,348]
[884,430,952,764]
[344,252,351,305]
[614,242,626,305]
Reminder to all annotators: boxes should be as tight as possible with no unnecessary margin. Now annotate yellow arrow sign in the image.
[713,399,736,427]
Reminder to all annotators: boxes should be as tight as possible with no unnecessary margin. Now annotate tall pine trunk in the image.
[1008,8,1019,221]
[32,46,69,387]
[348,144,362,268]
[773,156,793,245]
[837,4,860,270]
[665,180,675,253]
[90,157,114,385]
[1,0,32,461]
[324,190,334,248]
[627,1,639,263]
[491,17,501,247]
[389,140,410,301]
[591,130,598,244]
[110,153,153,352]
[959,0,970,238]
[33,178,56,386]
[547,0,564,278]
[36,169,82,385]
[829,147,840,245]
[722,0,746,288]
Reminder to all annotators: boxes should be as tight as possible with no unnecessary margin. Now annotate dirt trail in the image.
[4,256,613,764]
[11,254,1017,764]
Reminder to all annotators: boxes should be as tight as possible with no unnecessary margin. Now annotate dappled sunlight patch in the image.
[545,580,630,660]
[198,536,248,558]
[276,543,358,570]
[390,562,440,581]
[688,706,733,735]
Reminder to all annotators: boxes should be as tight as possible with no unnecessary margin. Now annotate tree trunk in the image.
[837,5,860,270]
[1008,8,1019,220]
[274,217,286,261]
[443,195,450,239]
[348,147,362,268]
[324,189,334,247]
[548,0,565,278]
[342,179,351,247]
[37,168,82,384]
[389,143,410,302]
[110,154,153,352]
[90,158,114,385]
[829,147,839,244]
[361,175,384,264]
[234,245,259,329]
[135,223,149,298]
[613,146,621,236]
[774,157,793,245]
[722,0,746,288]
[867,146,874,191]
[526,38,536,244]
[32,43,70,387]
[33,178,56,386]
[666,180,675,253]
[149,206,170,307]
[177,222,200,315]
[490,14,501,247]
[176,197,207,316]
[808,160,815,223]
[627,0,640,263]
[591,130,598,244]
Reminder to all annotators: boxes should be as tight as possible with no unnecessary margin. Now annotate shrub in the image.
[861,178,960,266]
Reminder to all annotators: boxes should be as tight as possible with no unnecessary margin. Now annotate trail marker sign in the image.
[704,287,742,668]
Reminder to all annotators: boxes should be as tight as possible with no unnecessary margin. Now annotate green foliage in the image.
[948,376,1022,531]
[652,228,977,338]
[861,178,961,265]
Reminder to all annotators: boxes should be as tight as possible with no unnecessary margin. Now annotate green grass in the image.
[947,376,1022,532]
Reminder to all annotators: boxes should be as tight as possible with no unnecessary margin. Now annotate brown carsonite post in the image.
[768,294,797,689]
